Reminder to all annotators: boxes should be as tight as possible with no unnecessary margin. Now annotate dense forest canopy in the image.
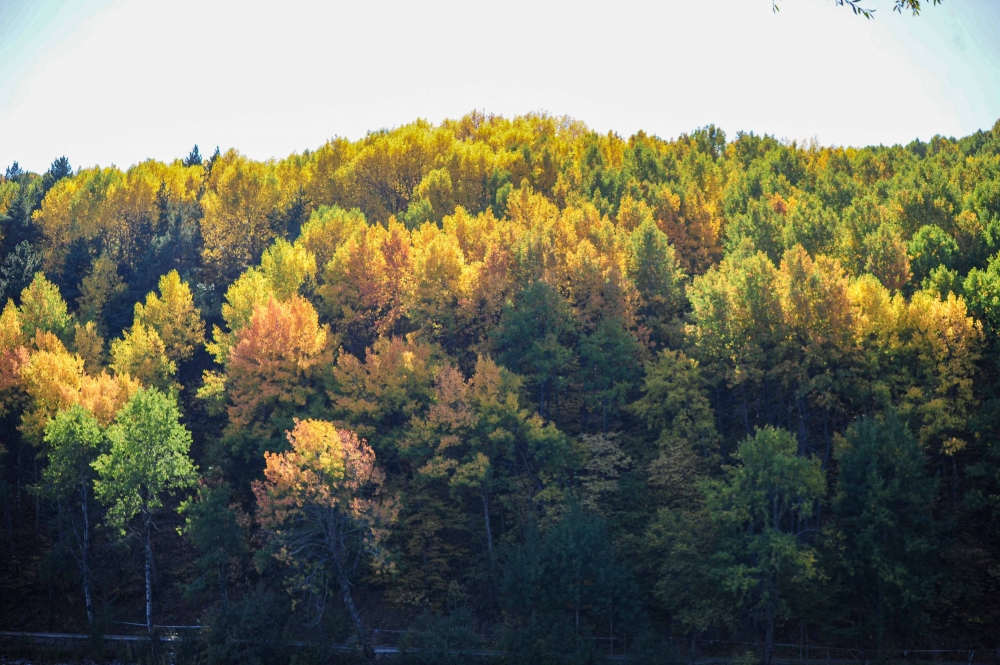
[3,111,1000,663]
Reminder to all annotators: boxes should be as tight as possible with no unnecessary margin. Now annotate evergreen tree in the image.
[831,413,937,654]
[183,145,203,167]
[501,506,643,663]
[42,156,72,192]
[180,482,248,610]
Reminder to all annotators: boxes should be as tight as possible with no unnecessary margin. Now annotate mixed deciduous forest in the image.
[3,112,1000,663]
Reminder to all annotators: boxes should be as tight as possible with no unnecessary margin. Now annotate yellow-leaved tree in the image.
[110,324,176,392]
[133,271,204,364]
[200,150,282,280]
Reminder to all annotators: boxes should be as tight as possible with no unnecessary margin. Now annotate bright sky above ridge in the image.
[0,0,998,173]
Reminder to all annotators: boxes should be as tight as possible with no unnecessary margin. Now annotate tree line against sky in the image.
[2,111,1000,662]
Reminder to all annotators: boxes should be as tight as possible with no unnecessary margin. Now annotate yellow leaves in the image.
[77,256,127,324]
[20,272,71,340]
[78,370,140,427]
[336,335,435,401]
[19,337,84,444]
[223,268,273,328]
[906,290,981,349]
[561,202,611,256]
[409,168,455,224]
[282,419,347,486]
[200,149,282,276]
[848,278,983,376]
[942,436,967,456]
[296,205,366,270]
[320,219,412,344]
[442,207,508,263]
[398,131,500,224]
[207,269,274,364]
[195,370,227,416]
[777,246,853,350]
[0,179,18,218]
[848,274,895,344]
[405,223,474,337]
[255,420,398,590]
[260,239,317,301]
[647,181,723,274]
[0,300,25,353]
[687,248,784,386]
[32,160,206,276]
[157,159,205,203]
[616,195,655,232]
[330,335,438,440]
[303,138,355,209]
[207,238,318,364]
[32,168,106,272]
[904,291,982,408]
[110,323,176,391]
[769,193,789,215]
[258,419,383,519]
[506,186,560,235]
[350,121,438,222]
[73,321,104,375]
[234,296,328,372]
[407,354,547,499]
[274,152,310,213]
[133,270,204,363]
[846,275,982,450]
[101,165,159,268]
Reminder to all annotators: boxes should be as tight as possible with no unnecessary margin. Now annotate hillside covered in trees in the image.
[3,112,1000,663]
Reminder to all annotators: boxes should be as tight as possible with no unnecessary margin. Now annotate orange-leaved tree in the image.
[254,419,397,654]
[224,295,331,455]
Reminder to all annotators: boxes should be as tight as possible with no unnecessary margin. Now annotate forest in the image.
[2,112,1000,664]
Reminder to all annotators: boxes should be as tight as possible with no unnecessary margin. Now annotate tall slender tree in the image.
[40,405,104,626]
[93,388,197,635]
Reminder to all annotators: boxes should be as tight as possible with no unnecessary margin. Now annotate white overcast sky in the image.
[0,0,998,173]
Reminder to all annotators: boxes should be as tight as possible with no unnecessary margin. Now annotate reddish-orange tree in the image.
[254,420,397,653]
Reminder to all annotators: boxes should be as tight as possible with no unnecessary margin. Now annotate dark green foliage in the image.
[180,482,249,608]
[702,427,825,665]
[4,162,23,180]
[184,145,204,167]
[501,506,642,664]
[399,608,482,665]
[495,281,577,422]
[625,218,686,348]
[41,156,72,193]
[578,316,641,432]
[830,413,936,651]
[0,240,42,302]
[196,587,293,665]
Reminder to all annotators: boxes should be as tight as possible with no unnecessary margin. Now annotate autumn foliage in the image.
[3,113,1000,660]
